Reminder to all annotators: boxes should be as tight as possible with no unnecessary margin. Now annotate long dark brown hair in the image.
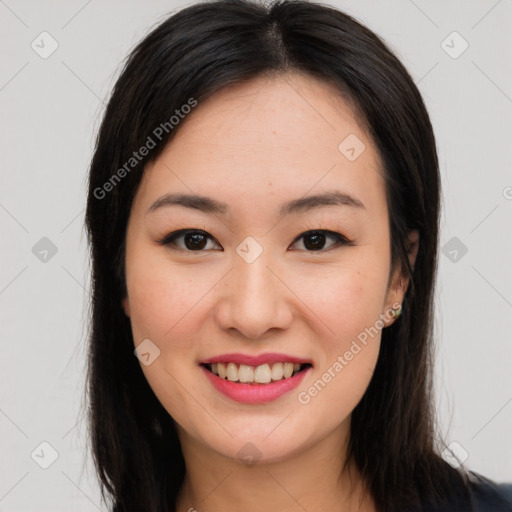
[84,1,472,510]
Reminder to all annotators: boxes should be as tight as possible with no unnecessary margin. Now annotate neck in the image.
[174,419,375,512]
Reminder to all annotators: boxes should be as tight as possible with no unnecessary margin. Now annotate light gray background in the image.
[1,0,511,510]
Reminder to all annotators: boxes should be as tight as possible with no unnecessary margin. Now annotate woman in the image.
[84,1,511,510]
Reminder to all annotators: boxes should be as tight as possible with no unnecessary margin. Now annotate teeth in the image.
[210,362,306,384]
[238,364,254,383]
[271,362,283,380]
[254,363,271,383]
[285,362,295,378]
[226,362,238,382]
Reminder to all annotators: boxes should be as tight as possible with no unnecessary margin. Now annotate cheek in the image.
[300,341,380,438]
[290,262,386,408]
[125,256,214,345]
[290,258,389,343]
[125,263,214,431]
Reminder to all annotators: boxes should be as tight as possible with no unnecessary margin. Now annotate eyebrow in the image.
[147,190,365,217]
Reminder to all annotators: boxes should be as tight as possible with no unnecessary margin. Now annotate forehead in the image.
[138,73,386,219]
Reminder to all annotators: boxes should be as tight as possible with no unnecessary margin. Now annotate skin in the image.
[122,72,419,512]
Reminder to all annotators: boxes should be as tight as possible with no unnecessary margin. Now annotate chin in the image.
[213,435,308,467]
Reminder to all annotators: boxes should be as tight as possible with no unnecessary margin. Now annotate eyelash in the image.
[157,228,352,252]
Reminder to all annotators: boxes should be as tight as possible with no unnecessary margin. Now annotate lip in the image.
[201,352,313,366]
[200,363,312,404]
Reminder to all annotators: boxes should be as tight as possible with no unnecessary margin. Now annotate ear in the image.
[122,296,131,317]
[383,229,419,325]
[404,228,420,273]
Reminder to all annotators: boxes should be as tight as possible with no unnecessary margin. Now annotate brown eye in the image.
[183,232,208,250]
[159,229,350,253]
[291,230,349,252]
[159,230,221,251]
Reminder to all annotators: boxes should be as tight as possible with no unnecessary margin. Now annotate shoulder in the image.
[419,467,512,512]
[465,471,512,512]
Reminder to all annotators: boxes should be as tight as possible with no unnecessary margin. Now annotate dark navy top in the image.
[420,471,512,511]
[465,471,512,512]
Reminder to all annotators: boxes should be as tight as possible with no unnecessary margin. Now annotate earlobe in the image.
[122,297,131,317]
[383,229,420,326]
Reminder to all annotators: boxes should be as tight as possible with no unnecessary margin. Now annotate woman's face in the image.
[122,73,416,464]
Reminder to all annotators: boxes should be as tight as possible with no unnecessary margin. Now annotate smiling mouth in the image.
[202,362,312,385]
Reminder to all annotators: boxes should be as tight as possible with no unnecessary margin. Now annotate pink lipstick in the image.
[200,353,312,404]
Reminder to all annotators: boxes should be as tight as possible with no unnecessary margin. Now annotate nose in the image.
[214,251,294,340]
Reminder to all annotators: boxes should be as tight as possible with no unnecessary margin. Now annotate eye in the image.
[289,230,350,252]
[158,229,222,251]
[158,229,351,252]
